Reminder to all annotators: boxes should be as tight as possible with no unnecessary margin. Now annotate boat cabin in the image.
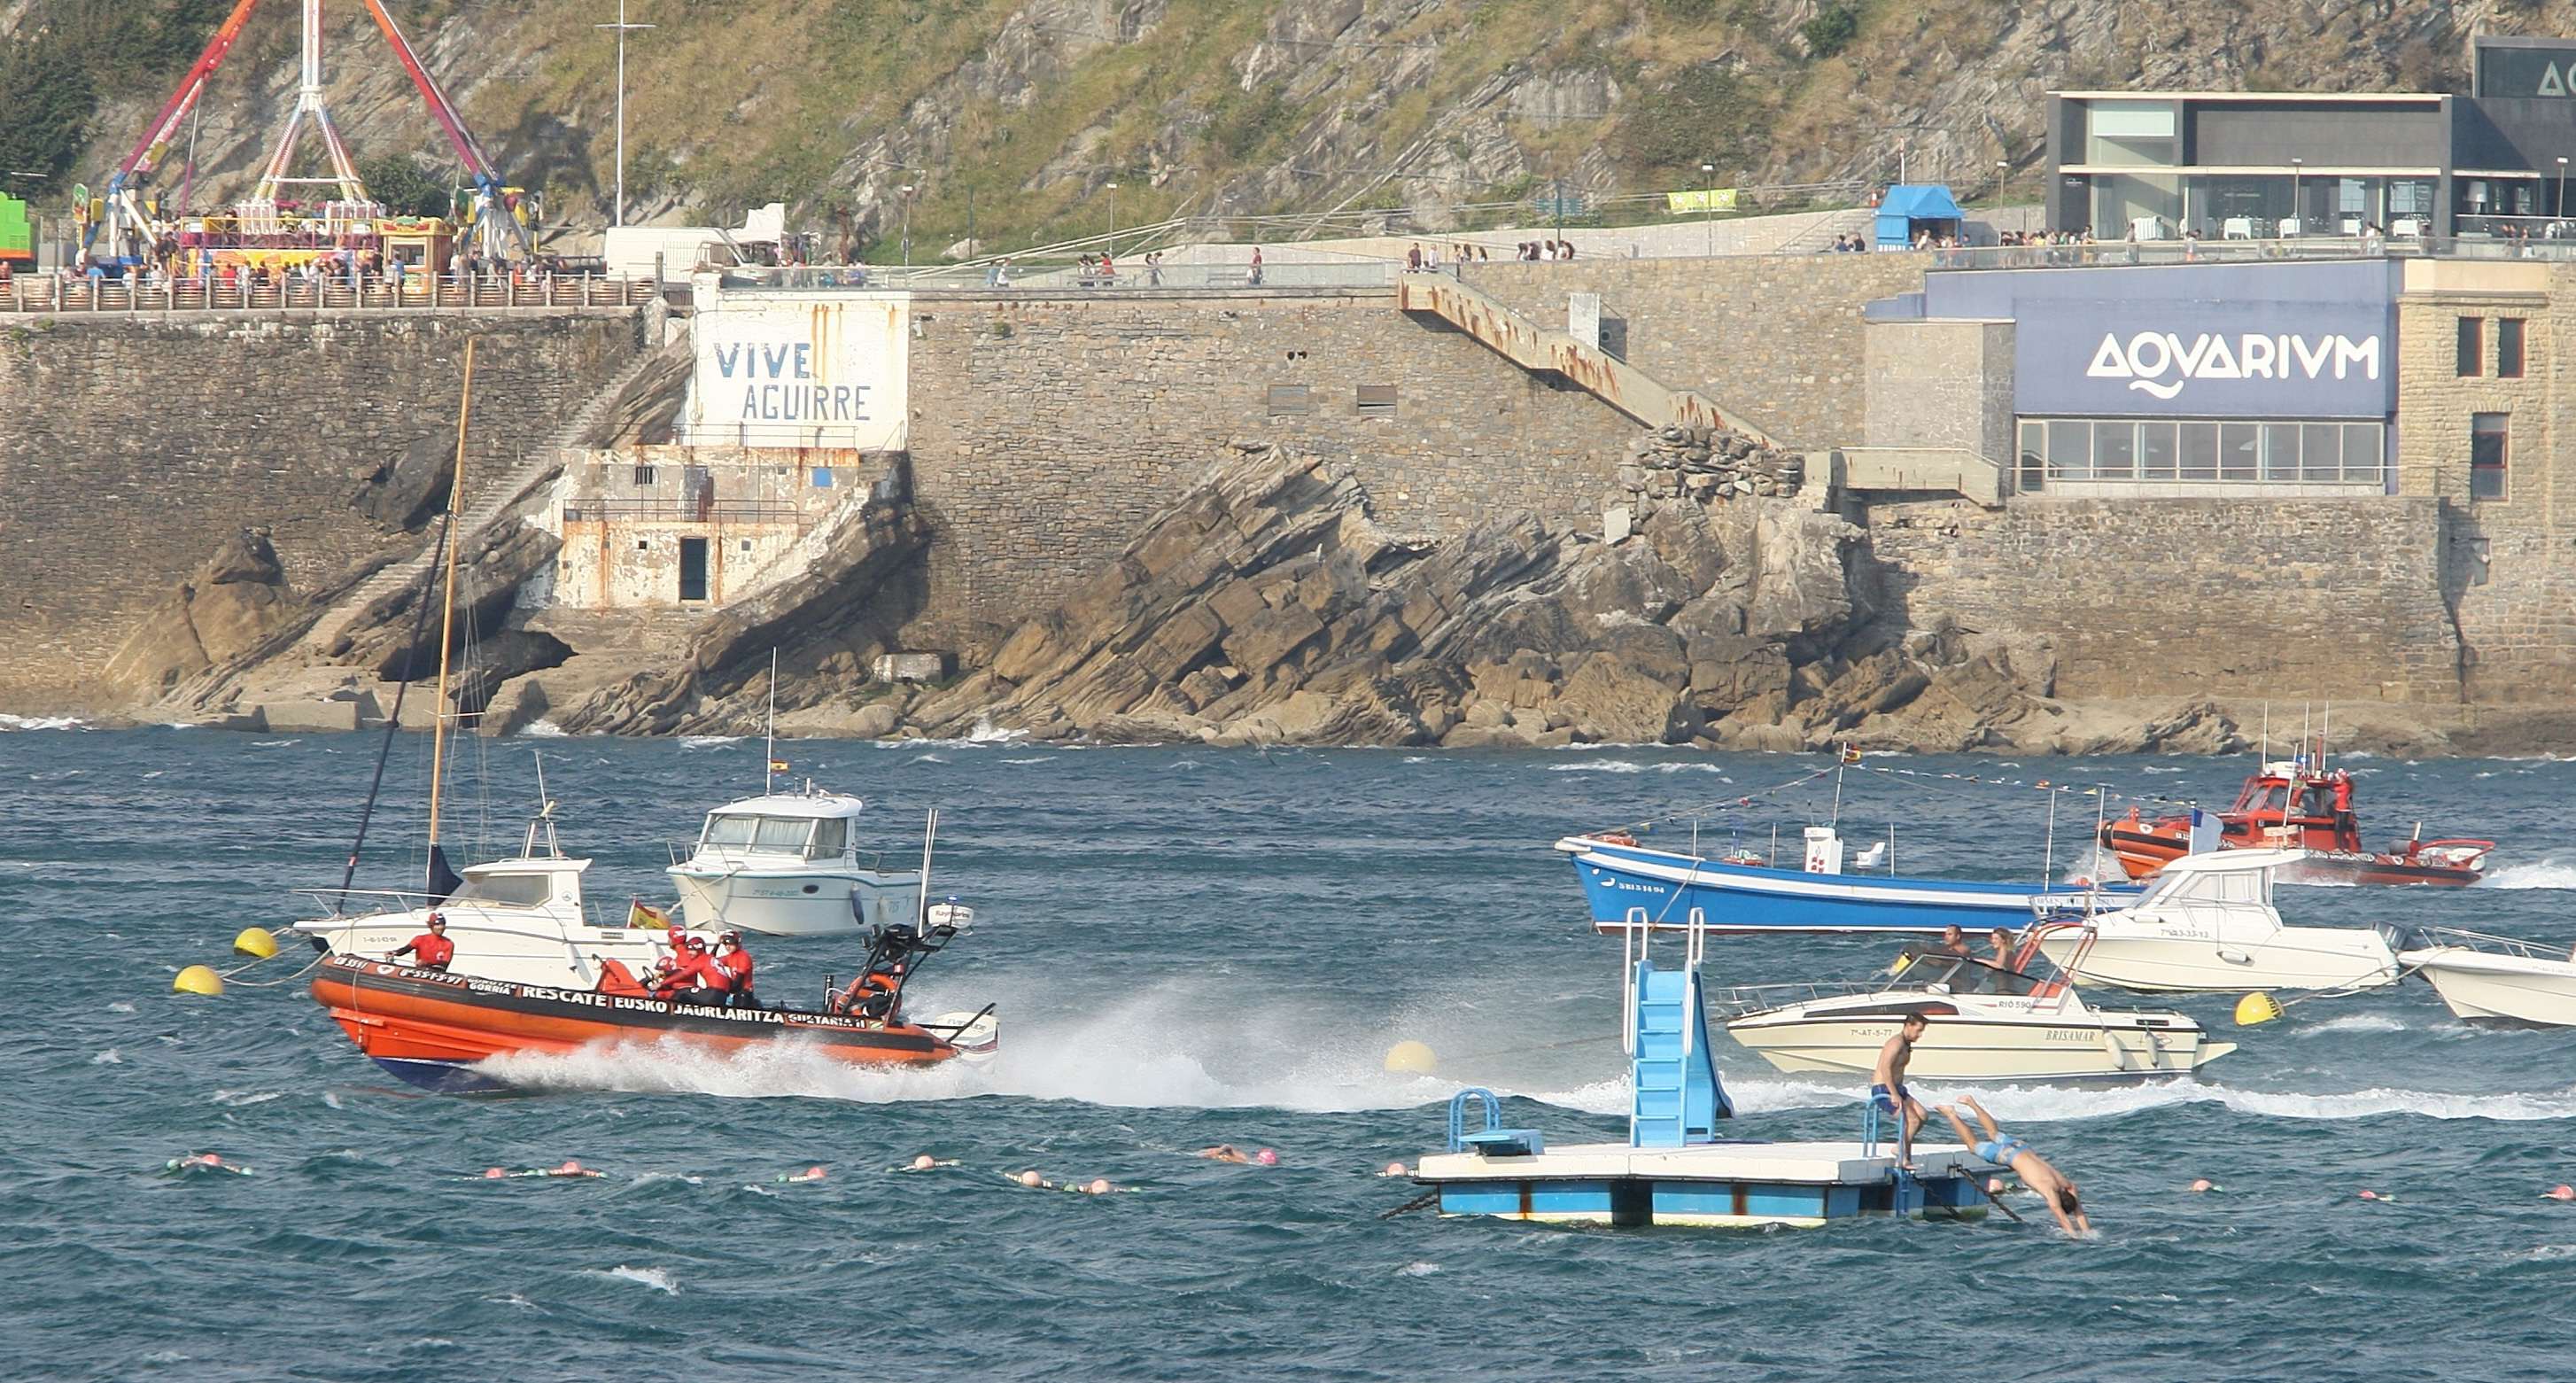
[2125,848,2292,917]
[688,792,864,863]
[2219,762,2363,852]
[446,857,591,913]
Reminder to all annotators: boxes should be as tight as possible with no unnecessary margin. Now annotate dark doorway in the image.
[679,537,710,602]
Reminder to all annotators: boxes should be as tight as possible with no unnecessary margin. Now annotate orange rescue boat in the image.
[2099,758,2493,887]
[310,915,997,1092]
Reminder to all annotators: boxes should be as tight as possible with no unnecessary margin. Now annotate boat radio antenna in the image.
[917,806,940,928]
[763,647,779,797]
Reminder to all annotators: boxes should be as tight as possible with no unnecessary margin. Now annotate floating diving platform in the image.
[1415,1130,1991,1228]
[1408,922,1994,1230]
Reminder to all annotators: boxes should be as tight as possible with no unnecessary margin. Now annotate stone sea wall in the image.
[1461,254,1926,447]
[1865,497,2460,703]
[0,311,644,711]
[901,287,1631,655]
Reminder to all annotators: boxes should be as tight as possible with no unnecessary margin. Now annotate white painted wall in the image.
[681,290,912,450]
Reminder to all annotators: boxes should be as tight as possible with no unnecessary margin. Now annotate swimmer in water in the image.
[1382,1162,1411,1178]
[164,1153,252,1176]
[2546,1185,2575,1202]
[776,1166,827,1184]
[1933,1098,2091,1238]
[1197,1146,1250,1163]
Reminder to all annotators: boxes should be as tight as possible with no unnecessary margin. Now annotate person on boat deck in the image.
[1934,1096,2091,1238]
[715,931,757,1008]
[388,914,454,971]
[1989,928,2026,975]
[1937,924,1975,960]
[655,936,734,1006]
[1871,1014,1930,1170]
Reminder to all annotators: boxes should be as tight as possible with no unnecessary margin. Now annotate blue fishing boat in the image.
[1556,827,2138,935]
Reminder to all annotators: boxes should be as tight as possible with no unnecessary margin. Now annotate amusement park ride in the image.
[79,0,537,277]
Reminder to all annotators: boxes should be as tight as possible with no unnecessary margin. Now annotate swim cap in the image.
[1255,1148,1278,1166]
[484,1168,506,1179]
[2546,1185,2575,1201]
[911,1154,936,1170]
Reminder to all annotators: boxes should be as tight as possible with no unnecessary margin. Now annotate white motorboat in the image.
[1715,950,2236,1082]
[666,787,922,936]
[2399,928,2576,1027]
[2032,848,2402,993]
[293,812,679,990]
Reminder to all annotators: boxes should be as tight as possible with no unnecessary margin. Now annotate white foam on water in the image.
[211,1089,284,1107]
[627,1171,703,1188]
[1396,1262,1440,1277]
[251,739,300,748]
[600,1266,679,1294]
[0,713,87,731]
[322,1092,344,1109]
[1001,756,1058,765]
[91,1049,122,1065]
[1548,761,1648,773]
[965,718,1028,744]
[520,719,569,738]
[2295,1014,2409,1036]
[2479,859,2576,890]
[106,1001,134,1014]
[679,735,742,750]
[1401,757,1431,765]
[1657,764,1729,775]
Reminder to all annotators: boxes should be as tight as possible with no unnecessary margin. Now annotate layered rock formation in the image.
[816,441,2252,753]
[103,529,304,699]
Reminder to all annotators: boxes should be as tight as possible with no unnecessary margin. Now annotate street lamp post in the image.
[2290,157,2303,237]
[2557,155,2568,224]
[1700,162,1715,257]
[594,0,655,228]
[899,184,914,268]
[1106,180,1120,259]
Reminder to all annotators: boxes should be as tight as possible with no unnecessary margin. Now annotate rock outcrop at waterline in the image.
[842,442,2251,754]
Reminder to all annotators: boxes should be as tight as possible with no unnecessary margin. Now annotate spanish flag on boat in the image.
[628,899,672,929]
[769,758,790,773]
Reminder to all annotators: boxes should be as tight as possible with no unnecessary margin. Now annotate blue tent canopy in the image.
[1874,183,1965,248]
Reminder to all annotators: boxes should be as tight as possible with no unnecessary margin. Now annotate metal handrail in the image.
[0,274,658,315]
[2404,926,2571,960]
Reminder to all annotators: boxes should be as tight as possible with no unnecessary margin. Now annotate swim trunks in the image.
[1975,1137,2028,1165]
[1870,1082,1909,1112]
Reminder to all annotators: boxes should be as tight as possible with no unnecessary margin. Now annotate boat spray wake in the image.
[2476,858,2576,890]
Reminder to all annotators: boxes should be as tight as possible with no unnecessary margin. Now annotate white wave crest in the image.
[2294,1014,2409,1036]
[679,735,743,750]
[1549,761,1646,773]
[92,1049,122,1065]
[0,713,87,731]
[520,719,570,738]
[601,1266,679,1294]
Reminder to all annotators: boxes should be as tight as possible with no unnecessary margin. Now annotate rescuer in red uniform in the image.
[655,936,734,1006]
[389,914,454,971]
[715,931,757,1009]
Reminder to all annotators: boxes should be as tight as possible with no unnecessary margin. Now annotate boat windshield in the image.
[2138,865,2268,910]
[1896,951,2045,998]
[699,813,843,859]
[448,872,555,908]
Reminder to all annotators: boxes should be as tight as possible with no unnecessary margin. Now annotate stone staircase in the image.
[297,337,690,657]
[1768,206,1876,256]
[1395,273,1781,447]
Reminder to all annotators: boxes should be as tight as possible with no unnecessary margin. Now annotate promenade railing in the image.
[0,274,661,315]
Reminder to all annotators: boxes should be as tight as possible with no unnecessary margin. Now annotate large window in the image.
[2083,101,2179,167]
[2017,418,2386,490]
[2472,413,2510,501]
[2459,317,2484,377]
[2500,318,2526,379]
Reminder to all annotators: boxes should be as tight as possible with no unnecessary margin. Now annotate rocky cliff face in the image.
[18,1,2543,253]
[694,440,2246,754]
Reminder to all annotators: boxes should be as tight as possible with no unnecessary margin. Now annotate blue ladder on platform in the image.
[1628,958,1733,1148]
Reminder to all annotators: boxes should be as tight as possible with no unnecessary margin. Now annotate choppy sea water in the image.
[9,723,2576,1380]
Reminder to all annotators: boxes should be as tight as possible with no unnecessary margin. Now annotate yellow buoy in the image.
[173,965,225,997]
[1383,1040,1438,1075]
[233,928,279,960]
[2233,992,2285,1027]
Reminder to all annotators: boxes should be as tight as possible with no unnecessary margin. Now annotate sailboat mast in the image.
[764,648,779,796]
[424,338,477,871]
